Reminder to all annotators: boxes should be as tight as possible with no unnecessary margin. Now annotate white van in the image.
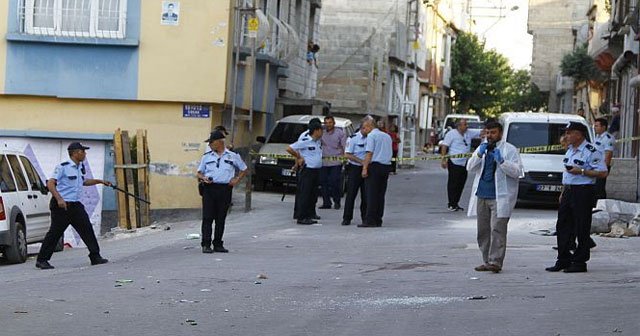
[439,114,481,140]
[0,149,62,264]
[500,112,594,205]
[253,115,354,191]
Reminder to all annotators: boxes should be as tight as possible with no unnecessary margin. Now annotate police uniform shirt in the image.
[198,149,248,184]
[345,131,367,166]
[298,130,310,141]
[365,128,393,165]
[562,140,607,185]
[290,137,323,168]
[52,161,86,202]
[594,132,614,154]
[442,129,480,166]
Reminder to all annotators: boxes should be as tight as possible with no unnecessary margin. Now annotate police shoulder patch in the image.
[606,134,611,139]
[586,144,596,152]
[60,161,70,166]
[203,150,212,156]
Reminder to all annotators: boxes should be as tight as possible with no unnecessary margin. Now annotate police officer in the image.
[546,122,608,273]
[293,118,322,221]
[341,127,368,226]
[360,118,393,228]
[287,121,323,225]
[197,130,247,253]
[593,117,614,201]
[35,142,111,269]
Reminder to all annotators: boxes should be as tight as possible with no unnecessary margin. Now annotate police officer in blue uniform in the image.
[35,142,111,270]
[341,128,368,226]
[293,118,322,221]
[546,122,608,273]
[593,118,614,201]
[360,118,393,228]
[197,131,247,253]
[287,120,323,225]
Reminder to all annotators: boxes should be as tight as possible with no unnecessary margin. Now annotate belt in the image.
[203,183,231,187]
[564,185,594,191]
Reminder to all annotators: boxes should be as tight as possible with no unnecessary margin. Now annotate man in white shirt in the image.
[440,119,481,211]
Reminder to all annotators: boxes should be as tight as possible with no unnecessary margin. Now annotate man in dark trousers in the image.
[360,118,392,227]
[593,117,614,201]
[319,115,346,210]
[35,142,111,269]
[546,122,608,273]
[197,130,247,253]
[440,119,481,211]
[287,121,323,225]
[341,126,368,226]
[293,118,321,221]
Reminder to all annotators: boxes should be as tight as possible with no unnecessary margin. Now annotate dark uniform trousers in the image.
[364,162,391,226]
[201,183,233,247]
[594,166,611,203]
[556,185,594,265]
[296,167,320,220]
[447,159,468,208]
[293,169,318,220]
[37,200,101,262]
[320,165,343,207]
[343,164,367,221]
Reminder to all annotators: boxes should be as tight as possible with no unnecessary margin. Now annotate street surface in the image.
[2,161,639,336]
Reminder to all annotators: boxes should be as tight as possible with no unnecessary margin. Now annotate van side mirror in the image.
[256,136,266,143]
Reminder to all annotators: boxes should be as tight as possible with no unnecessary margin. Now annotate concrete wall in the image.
[608,158,639,202]
[528,0,591,112]
[0,96,221,210]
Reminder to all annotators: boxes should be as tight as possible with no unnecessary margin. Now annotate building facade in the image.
[528,0,591,113]
[0,0,236,239]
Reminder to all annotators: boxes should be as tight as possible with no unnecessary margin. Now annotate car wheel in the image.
[54,236,64,252]
[4,222,27,264]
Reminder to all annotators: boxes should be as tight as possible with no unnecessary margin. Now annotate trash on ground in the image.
[183,246,195,250]
[469,277,479,280]
[115,279,134,284]
[467,296,488,300]
[257,274,268,279]
[200,289,211,292]
[164,226,171,231]
[185,319,197,326]
[186,233,201,240]
[14,311,28,314]
[254,281,262,285]
[224,309,229,312]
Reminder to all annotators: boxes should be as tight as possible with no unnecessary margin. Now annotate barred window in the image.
[21,0,127,39]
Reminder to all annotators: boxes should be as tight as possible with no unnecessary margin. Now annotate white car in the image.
[253,115,355,191]
[0,149,62,264]
[500,112,593,205]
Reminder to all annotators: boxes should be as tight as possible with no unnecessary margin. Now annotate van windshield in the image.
[507,122,590,155]
[268,123,309,144]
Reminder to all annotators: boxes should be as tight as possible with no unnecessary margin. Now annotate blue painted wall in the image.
[4,0,140,100]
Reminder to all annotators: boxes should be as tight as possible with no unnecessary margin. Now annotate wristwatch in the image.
[581,168,585,175]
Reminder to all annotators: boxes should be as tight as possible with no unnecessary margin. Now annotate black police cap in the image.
[566,121,588,135]
[67,142,90,151]
[204,130,226,143]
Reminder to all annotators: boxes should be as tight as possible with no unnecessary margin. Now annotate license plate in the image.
[282,169,296,177]
[536,185,563,192]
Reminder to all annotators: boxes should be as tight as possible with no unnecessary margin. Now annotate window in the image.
[0,156,18,192]
[22,0,127,39]
[507,122,591,155]
[7,156,29,191]
[268,123,308,144]
[20,157,46,193]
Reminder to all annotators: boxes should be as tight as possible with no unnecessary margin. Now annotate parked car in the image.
[0,149,62,264]
[500,112,593,205]
[253,115,355,191]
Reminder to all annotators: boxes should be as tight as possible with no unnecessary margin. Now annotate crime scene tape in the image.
[251,135,640,163]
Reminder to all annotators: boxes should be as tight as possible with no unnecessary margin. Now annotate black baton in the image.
[110,185,151,204]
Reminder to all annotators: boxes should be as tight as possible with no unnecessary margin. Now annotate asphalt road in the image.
[2,161,639,336]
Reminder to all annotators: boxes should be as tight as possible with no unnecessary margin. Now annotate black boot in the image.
[90,256,109,266]
[202,246,214,254]
[213,242,229,253]
[545,261,570,272]
[36,260,55,270]
[564,262,587,273]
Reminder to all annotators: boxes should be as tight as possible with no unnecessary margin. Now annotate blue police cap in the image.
[566,121,588,135]
[67,142,90,150]
[205,130,226,143]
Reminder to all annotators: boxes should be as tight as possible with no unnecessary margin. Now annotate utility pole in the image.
[230,0,258,212]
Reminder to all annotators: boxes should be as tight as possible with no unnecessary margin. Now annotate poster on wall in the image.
[161,1,180,26]
[1,138,106,248]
